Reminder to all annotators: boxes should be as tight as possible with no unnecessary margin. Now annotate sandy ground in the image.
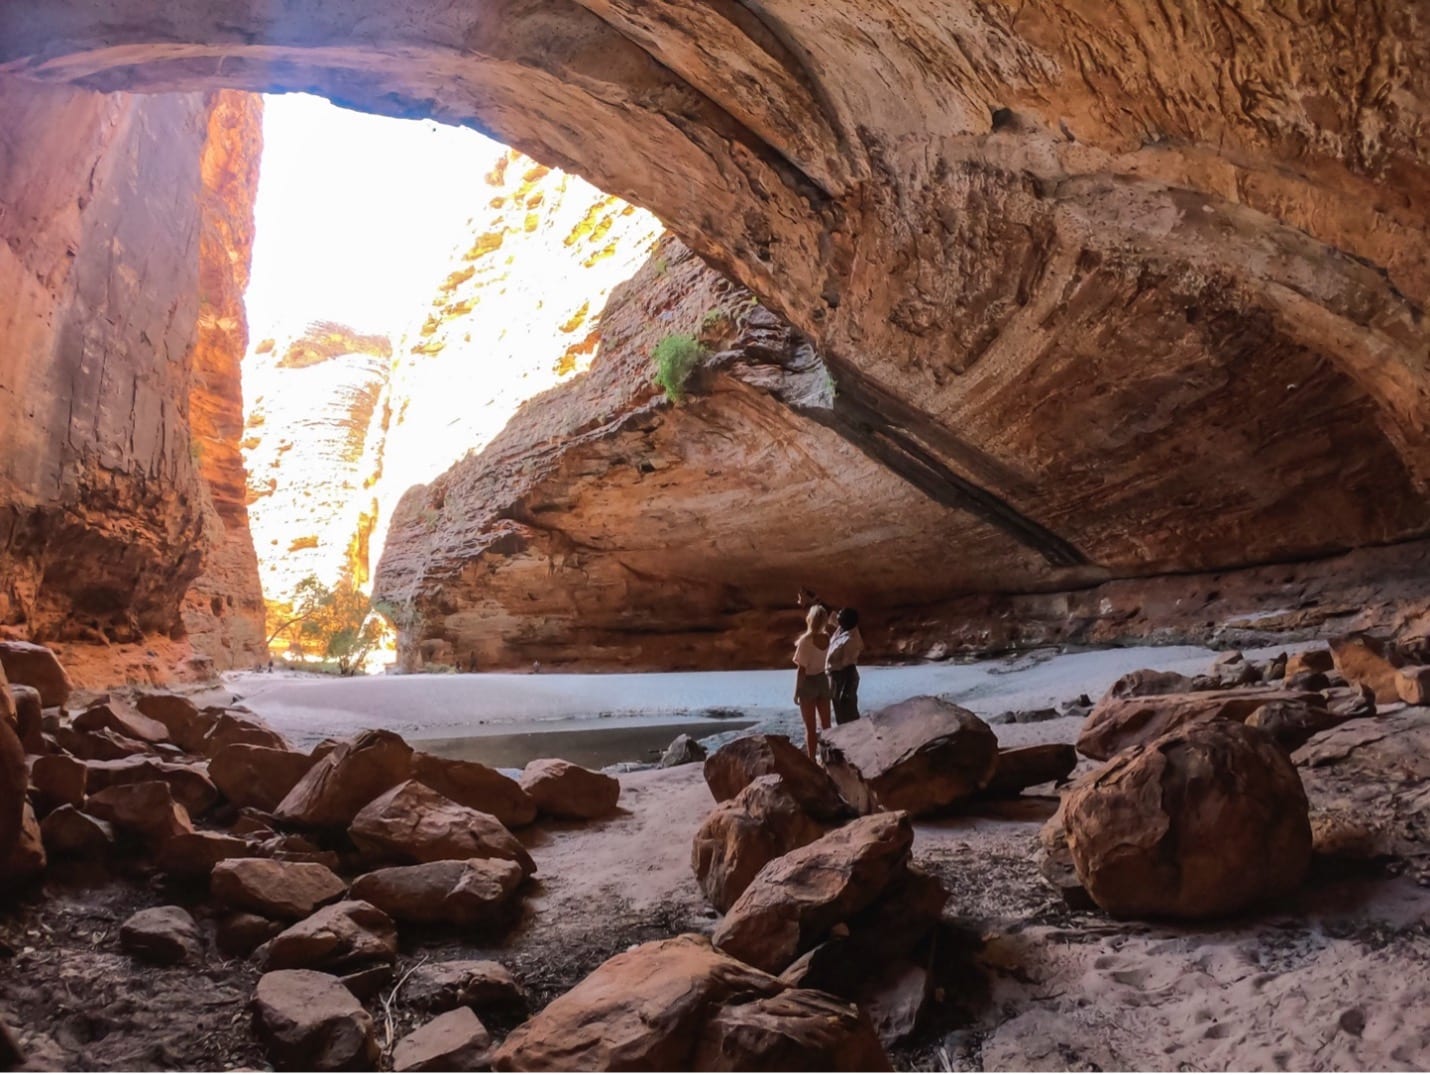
[8,641,1427,1071]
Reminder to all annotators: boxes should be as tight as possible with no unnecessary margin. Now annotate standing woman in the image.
[792,605,834,758]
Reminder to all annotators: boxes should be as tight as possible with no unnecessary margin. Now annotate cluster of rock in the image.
[1040,632,1430,919]
[0,640,624,1070]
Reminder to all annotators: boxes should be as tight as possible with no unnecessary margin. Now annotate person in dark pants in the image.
[826,607,863,724]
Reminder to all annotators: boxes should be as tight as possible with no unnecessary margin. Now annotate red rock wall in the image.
[0,76,264,678]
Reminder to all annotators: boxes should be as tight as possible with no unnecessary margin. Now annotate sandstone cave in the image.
[1,3,1429,1071]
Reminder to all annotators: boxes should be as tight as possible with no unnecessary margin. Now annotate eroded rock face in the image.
[1064,722,1312,919]
[0,77,263,677]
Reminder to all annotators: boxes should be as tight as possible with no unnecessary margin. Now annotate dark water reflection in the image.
[414,719,754,771]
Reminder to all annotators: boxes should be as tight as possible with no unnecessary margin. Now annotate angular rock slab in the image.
[210,744,316,812]
[519,758,619,820]
[1077,688,1324,761]
[200,707,291,757]
[1244,700,1345,753]
[393,1007,491,1072]
[274,728,412,829]
[819,696,997,815]
[156,830,253,878]
[693,987,891,1070]
[350,858,524,927]
[135,693,214,753]
[1065,721,1311,919]
[211,858,347,920]
[257,900,398,972]
[40,806,114,857]
[712,811,914,974]
[0,641,72,707]
[691,774,825,912]
[703,734,848,820]
[73,701,170,744]
[350,780,535,874]
[252,969,379,1071]
[82,757,219,816]
[491,934,889,1071]
[85,781,192,844]
[412,751,536,828]
[120,905,201,965]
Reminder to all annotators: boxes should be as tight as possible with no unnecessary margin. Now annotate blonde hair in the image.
[799,605,829,641]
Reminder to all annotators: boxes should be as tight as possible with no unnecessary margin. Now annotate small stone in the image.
[659,734,707,767]
[520,758,620,820]
[256,900,398,972]
[350,858,524,927]
[393,1008,491,1072]
[120,906,201,965]
[402,960,525,1013]
[73,701,170,744]
[85,781,192,844]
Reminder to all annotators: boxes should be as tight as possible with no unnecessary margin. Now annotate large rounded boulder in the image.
[1063,721,1311,919]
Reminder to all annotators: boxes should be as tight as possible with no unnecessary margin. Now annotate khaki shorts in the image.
[796,672,831,703]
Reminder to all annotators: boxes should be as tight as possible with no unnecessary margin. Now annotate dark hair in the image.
[836,607,859,628]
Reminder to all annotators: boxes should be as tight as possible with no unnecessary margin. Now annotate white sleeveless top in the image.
[793,634,829,673]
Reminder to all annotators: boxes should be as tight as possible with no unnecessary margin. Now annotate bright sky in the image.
[245,93,506,338]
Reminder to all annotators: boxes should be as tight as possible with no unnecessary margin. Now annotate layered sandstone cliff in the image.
[0,76,264,681]
[1,5,1427,669]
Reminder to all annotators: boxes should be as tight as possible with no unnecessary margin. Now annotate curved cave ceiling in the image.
[3,0,1427,581]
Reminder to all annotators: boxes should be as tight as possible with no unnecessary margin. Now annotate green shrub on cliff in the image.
[652,333,703,403]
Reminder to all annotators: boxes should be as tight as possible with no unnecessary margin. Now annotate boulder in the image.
[274,729,413,829]
[350,858,524,927]
[519,758,620,820]
[85,781,192,844]
[660,734,708,767]
[82,758,219,816]
[211,858,347,920]
[54,726,155,761]
[402,960,525,1014]
[490,934,888,1071]
[1076,688,1323,760]
[703,735,848,819]
[1286,670,1332,691]
[818,697,997,815]
[210,744,316,812]
[1035,804,1096,910]
[1244,700,1345,753]
[2,802,46,883]
[120,906,201,965]
[257,900,398,972]
[156,831,253,878]
[393,1008,491,1072]
[73,701,170,745]
[0,641,72,707]
[411,752,537,828]
[39,806,114,857]
[201,708,292,757]
[712,812,914,973]
[9,684,44,753]
[217,912,285,958]
[252,970,379,1071]
[134,693,214,752]
[981,744,1077,797]
[1329,634,1403,704]
[1102,669,1195,702]
[349,780,536,875]
[0,693,21,866]
[1064,721,1311,918]
[1284,649,1336,679]
[691,775,825,912]
[28,753,87,813]
[1394,665,1430,705]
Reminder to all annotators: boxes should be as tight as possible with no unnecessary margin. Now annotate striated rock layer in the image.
[0,75,265,679]
[0,5,1426,668]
